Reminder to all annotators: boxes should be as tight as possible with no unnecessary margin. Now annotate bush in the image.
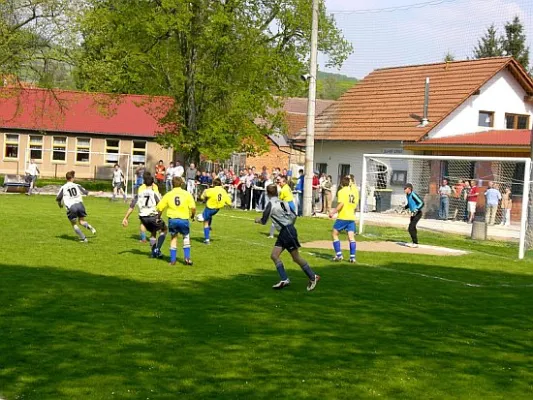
[36,178,114,192]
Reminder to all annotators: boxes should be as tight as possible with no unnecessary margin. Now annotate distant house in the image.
[293,57,533,208]
[0,88,174,179]
[244,97,335,172]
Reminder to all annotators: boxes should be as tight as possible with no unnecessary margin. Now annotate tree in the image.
[0,0,78,88]
[75,0,353,162]
[443,52,455,62]
[502,16,529,71]
[473,24,503,59]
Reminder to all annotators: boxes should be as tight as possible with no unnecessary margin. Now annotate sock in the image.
[81,221,93,231]
[73,225,86,240]
[170,247,177,263]
[204,227,210,241]
[349,241,356,259]
[140,231,147,241]
[183,247,191,260]
[269,224,275,236]
[301,263,316,280]
[275,261,288,281]
[156,233,166,250]
[333,240,342,256]
[149,237,157,251]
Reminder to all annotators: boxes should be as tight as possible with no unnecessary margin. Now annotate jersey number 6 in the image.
[174,197,181,206]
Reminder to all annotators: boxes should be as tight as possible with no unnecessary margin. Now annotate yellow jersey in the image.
[279,184,294,202]
[202,186,232,209]
[337,186,358,221]
[157,187,196,219]
[138,184,159,194]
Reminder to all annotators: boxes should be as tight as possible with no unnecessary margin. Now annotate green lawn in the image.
[1,195,533,399]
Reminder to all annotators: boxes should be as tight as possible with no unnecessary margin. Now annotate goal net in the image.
[23,147,133,197]
[360,154,532,259]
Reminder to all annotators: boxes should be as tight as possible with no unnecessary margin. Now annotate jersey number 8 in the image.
[217,193,222,202]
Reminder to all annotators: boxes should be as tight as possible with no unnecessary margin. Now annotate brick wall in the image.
[245,143,291,172]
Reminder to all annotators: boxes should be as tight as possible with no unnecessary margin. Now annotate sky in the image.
[321,0,533,78]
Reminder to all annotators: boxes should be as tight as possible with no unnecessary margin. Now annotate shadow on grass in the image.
[55,234,80,242]
[0,263,532,399]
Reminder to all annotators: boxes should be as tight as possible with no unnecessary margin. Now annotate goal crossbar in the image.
[360,154,532,260]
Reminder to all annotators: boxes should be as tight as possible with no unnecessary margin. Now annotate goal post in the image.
[360,154,532,259]
[24,148,132,197]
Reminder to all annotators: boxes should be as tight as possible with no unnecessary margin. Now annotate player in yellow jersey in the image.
[200,178,232,244]
[328,176,359,263]
[157,177,196,266]
[137,172,160,243]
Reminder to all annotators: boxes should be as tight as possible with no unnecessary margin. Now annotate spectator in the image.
[25,158,40,196]
[175,161,184,178]
[295,169,304,217]
[166,161,175,192]
[243,168,254,210]
[185,163,197,195]
[500,187,512,226]
[261,166,268,179]
[322,175,333,214]
[484,181,501,225]
[467,179,479,223]
[112,164,126,201]
[438,178,452,221]
[319,173,327,212]
[155,160,166,189]
[134,163,145,193]
[312,171,320,212]
[459,180,470,222]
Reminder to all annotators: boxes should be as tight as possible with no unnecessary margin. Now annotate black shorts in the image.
[66,203,87,221]
[140,215,166,233]
[275,224,301,252]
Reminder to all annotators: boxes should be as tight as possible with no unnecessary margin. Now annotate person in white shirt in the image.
[56,170,97,242]
[25,158,40,196]
[438,178,452,221]
[166,162,175,192]
[175,161,184,178]
[112,164,126,201]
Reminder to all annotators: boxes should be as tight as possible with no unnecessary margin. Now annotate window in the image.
[105,139,120,164]
[29,135,43,160]
[76,138,91,163]
[505,113,530,129]
[52,136,67,162]
[338,164,350,184]
[316,163,327,175]
[4,134,19,159]
[132,141,146,165]
[478,111,494,127]
[390,170,407,186]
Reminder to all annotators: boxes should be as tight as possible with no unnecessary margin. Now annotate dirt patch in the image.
[302,240,468,256]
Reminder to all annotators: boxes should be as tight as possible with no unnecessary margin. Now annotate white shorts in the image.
[468,201,477,213]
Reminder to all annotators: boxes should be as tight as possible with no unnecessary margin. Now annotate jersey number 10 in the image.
[67,187,78,197]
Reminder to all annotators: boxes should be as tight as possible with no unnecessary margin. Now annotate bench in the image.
[2,174,30,193]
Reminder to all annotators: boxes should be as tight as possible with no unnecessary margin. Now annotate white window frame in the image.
[132,140,147,165]
[76,137,91,164]
[28,135,43,161]
[105,138,121,165]
[51,136,68,164]
[4,133,20,160]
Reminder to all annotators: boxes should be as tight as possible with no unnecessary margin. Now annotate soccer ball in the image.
[196,214,205,222]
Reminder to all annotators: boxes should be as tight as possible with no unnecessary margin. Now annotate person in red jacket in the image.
[467,180,479,223]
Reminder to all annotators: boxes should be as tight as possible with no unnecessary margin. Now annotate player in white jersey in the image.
[56,170,97,243]
[122,175,167,258]
[112,164,126,201]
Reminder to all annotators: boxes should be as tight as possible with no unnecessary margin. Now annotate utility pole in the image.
[302,0,319,217]
[524,127,533,250]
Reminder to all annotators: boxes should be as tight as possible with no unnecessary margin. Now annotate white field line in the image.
[232,237,533,289]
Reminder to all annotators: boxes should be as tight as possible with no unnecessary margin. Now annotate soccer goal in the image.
[24,147,133,197]
[360,154,532,259]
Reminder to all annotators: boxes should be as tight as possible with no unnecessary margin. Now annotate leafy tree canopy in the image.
[75,0,353,161]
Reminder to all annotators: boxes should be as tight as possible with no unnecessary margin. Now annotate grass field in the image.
[1,194,533,399]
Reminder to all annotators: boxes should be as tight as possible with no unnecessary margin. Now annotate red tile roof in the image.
[0,88,174,137]
[294,57,533,142]
[282,98,335,137]
[414,129,531,146]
